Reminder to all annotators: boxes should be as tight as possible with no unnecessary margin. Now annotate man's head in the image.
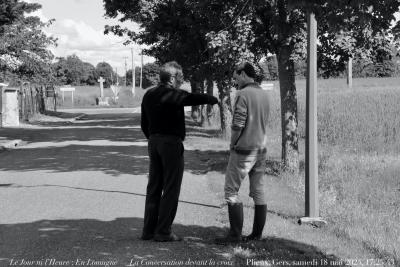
[159,61,184,88]
[233,62,257,89]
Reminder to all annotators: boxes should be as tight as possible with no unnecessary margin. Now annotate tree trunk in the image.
[200,78,214,127]
[189,78,203,122]
[216,79,232,139]
[277,45,299,172]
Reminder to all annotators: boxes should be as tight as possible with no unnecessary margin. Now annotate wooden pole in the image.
[116,67,118,85]
[140,50,143,89]
[300,12,326,226]
[347,57,353,88]
[131,47,135,95]
[124,57,128,87]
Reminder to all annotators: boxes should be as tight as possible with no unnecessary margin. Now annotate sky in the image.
[26,0,154,75]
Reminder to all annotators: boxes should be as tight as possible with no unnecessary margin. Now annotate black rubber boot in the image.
[215,203,243,244]
[243,204,267,242]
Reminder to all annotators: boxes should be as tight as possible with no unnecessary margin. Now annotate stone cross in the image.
[98,77,105,98]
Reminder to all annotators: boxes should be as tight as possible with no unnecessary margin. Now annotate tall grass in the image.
[264,77,400,263]
[267,77,400,153]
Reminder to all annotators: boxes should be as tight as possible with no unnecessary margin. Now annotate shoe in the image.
[140,233,154,240]
[215,203,243,244]
[243,204,267,242]
[154,233,182,242]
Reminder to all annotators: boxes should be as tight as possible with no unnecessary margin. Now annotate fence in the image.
[18,84,56,121]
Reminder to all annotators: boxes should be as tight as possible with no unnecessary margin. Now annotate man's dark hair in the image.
[236,62,256,79]
[159,61,183,84]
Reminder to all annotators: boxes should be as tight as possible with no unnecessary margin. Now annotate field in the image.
[268,77,400,263]
[54,78,400,263]
[55,85,147,109]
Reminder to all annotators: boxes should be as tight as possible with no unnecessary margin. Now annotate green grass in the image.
[270,77,400,263]
[55,85,146,109]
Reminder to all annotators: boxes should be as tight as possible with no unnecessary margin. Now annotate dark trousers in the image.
[142,134,184,237]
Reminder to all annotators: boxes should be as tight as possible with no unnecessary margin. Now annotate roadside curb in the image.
[0,139,25,152]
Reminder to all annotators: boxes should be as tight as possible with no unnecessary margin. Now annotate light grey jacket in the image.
[231,82,270,155]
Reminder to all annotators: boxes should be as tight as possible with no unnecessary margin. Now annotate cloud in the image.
[24,0,49,22]
[24,0,152,75]
[49,19,151,75]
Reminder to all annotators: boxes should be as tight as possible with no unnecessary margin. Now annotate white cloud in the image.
[24,0,153,75]
[24,0,49,22]
[49,19,152,75]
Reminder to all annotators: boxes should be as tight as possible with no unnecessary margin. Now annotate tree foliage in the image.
[103,0,400,171]
[103,0,265,134]
[0,0,41,34]
[96,61,115,88]
[247,0,400,170]
[0,1,56,84]
[52,55,99,86]
[125,62,160,89]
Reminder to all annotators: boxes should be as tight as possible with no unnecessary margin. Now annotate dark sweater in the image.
[141,84,218,140]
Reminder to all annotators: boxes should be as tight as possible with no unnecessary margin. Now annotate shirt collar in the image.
[159,82,175,89]
[239,82,259,90]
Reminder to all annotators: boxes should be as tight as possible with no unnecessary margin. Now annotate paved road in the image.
[0,110,234,267]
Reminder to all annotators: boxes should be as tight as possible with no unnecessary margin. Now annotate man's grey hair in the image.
[159,61,183,84]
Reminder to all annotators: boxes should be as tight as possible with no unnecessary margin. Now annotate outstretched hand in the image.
[211,96,219,105]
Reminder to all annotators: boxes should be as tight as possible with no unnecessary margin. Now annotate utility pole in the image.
[140,49,143,89]
[131,47,135,95]
[115,67,118,85]
[299,11,326,227]
[124,56,128,87]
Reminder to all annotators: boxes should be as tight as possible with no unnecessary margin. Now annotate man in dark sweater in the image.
[140,61,218,242]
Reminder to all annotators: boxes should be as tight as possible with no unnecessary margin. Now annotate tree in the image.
[0,2,56,84]
[0,0,41,34]
[202,1,266,135]
[65,55,85,85]
[103,0,265,133]
[52,55,98,85]
[103,0,217,125]
[233,0,400,171]
[83,62,97,85]
[96,62,114,88]
[128,63,160,89]
[103,0,400,171]
[126,64,160,88]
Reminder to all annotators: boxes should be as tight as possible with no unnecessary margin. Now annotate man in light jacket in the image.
[216,62,270,244]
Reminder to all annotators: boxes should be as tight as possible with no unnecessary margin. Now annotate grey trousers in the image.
[224,150,267,205]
